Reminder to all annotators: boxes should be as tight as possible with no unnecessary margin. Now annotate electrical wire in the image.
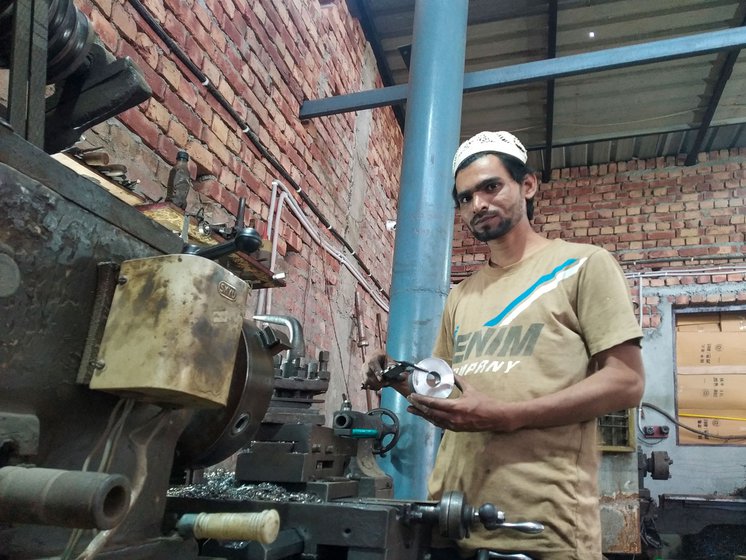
[641,402,746,441]
[322,260,352,402]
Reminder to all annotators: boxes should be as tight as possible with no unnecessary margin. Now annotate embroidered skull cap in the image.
[452,131,528,177]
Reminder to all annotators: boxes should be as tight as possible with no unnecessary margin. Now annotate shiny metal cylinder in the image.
[0,466,131,529]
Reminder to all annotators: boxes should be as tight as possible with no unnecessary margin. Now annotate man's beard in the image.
[470,214,514,242]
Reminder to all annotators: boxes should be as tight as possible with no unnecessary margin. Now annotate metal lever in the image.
[477,504,544,534]
[497,522,544,534]
[182,227,262,260]
[476,551,533,560]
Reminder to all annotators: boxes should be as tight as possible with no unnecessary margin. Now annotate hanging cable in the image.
[128,0,390,302]
[641,402,746,441]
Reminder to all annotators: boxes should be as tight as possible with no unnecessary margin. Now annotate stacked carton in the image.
[675,312,746,445]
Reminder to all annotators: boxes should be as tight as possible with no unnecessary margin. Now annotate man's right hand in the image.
[362,351,411,395]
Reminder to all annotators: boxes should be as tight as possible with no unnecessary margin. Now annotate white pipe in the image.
[255,181,282,316]
[625,265,746,327]
[258,180,389,316]
[625,265,746,279]
[264,191,289,315]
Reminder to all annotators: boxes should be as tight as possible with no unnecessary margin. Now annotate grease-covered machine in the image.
[0,125,541,558]
[0,1,544,558]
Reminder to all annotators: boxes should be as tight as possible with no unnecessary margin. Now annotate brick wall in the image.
[452,150,746,330]
[74,0,403,412]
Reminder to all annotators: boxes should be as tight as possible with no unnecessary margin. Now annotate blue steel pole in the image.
[379,0,468,499]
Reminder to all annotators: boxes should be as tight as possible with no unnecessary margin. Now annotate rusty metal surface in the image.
[91,254,248,408]
[657,493,746,534]
[0,125,181,254]
[0,139,196,557]
[174,320,275,469]
[600,493,641,554]
[0,466,131,529]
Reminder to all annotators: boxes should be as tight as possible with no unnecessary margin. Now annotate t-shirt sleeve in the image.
[432,289,457,365]
[576,249,643,356]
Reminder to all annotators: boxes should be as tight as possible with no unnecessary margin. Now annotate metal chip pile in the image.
[167,469,322,503]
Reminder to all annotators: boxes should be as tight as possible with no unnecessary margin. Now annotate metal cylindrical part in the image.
[177,510,280,544]
[0,466,131,529]
[334,412,354,429]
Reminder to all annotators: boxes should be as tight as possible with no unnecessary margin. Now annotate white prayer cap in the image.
[452,131,528,177]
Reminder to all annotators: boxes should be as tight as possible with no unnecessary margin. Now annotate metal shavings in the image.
[167,469,322,503]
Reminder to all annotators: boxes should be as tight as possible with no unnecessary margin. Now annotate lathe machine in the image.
[0,1,542,557]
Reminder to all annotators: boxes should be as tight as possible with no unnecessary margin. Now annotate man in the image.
[365,131,644,559]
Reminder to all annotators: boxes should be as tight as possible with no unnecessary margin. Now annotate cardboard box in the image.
[676,313,721,332]
[676,331,746,367]
[721,313,746,332]
[677,409,746,445]
[677,373,746,409]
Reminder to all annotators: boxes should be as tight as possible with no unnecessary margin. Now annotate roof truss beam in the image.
[684,12,746,165]
[300,27,746,120]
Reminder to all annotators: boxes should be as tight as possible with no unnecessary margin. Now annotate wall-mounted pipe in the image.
[0,466,131,529]
[259,180,390,314]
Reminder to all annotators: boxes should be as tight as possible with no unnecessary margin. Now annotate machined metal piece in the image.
[253,315,306,375]
[0,466,130,529]
[0,0,94,84]
[401,491,543,540]
[408,357,455,399]
[236,424,356,484]
[333,406,400,455]
[174,320,276,470]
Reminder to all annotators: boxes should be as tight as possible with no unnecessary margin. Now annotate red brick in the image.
[111,3,137,38]
[164,88,202,135]
[117,107,159,150]
[89,8,118,51]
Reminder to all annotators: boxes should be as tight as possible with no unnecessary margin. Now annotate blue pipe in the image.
[379,0,468,500]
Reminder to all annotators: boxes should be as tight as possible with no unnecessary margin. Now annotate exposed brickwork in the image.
[74,0,402,411]
[453,151,746,329]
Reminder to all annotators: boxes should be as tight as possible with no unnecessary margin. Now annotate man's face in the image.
[454,154,528,242]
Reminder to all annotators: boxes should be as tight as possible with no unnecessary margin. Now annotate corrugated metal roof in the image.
[350,0,746,173]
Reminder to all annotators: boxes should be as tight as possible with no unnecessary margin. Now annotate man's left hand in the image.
[406,376,518,432]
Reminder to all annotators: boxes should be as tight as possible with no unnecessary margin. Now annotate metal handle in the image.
[498,521,544,534]
[480,553,533,560]
[183,227,262,260]
[476,550,533,560]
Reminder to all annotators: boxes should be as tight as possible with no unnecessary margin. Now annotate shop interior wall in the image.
[65,0,404,420]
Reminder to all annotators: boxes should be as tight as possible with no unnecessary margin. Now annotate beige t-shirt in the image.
[429,239,642,559]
